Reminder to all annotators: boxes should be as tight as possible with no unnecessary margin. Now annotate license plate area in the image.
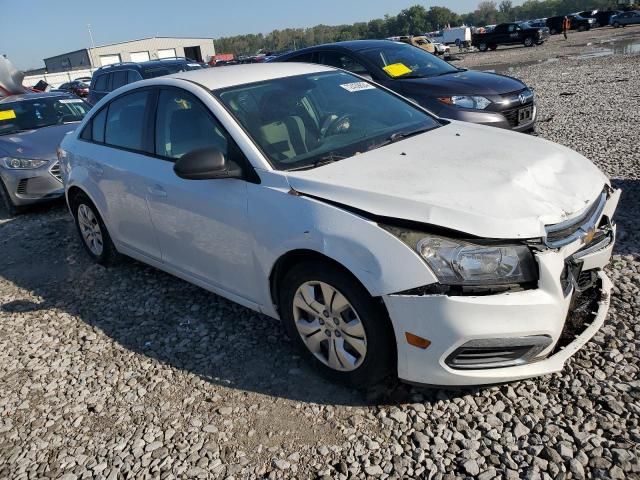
[518,106,533,124]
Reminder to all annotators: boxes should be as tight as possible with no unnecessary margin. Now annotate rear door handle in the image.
[147,185,167,198]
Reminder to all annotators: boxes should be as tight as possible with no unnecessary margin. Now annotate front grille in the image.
[445,336,552,370]
[554,276,602,351]
[50,161,62,183]
[545,190,608,248]
[16,179,28,195]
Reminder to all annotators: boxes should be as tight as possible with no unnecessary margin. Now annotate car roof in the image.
[97,58,196,72]
[287,39,398,54]
[0,92,73,104]
[167,62,335,90]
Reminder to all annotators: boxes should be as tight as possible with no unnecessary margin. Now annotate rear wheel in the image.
[524,37,534,47]
[278,261,395,388]
[478,42,488,52]
[0,179,20,217]
[72,193,119,265]
[613,22,620,28]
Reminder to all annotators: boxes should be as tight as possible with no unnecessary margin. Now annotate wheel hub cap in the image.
[77,204,104,256]
[292,281,367,372]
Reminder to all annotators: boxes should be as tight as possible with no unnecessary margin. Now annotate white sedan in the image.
[59,63,619,387]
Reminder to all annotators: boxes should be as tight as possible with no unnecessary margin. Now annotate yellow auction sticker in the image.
[383,63,412,77]
[0,110,17,121]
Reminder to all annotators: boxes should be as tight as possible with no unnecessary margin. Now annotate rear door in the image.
[89,88,162,259]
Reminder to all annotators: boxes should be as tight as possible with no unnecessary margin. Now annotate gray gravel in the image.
[1,32,639,479]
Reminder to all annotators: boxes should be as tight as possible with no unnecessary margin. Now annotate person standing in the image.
[563,16,571,40]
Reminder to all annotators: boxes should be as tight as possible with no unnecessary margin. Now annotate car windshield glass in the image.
[215,71,441,171]
[360,43,459,79]
[0,96,90,135]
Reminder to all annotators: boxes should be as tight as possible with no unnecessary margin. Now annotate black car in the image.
[546,14,594,34]
[87,58,205,105]
[57,80,90,98]
[472,22,549,51]
[273,40,536,133]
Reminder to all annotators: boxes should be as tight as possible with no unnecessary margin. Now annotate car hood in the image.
[285,122,608,239]
[401,69,525,96]
[0,124,79,161]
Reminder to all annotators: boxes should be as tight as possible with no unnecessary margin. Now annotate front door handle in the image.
[147,185,167,198]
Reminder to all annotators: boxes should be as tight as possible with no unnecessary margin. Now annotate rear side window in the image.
[285,52,315,63]
[94,74,108,91]
[92,109,107,143]
[111,70,128,90]
[317,52,369,75]
[104,91,151,152]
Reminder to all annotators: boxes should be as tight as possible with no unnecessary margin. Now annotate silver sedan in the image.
[0,92,91,215]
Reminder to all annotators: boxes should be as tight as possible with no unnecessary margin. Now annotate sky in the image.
[2,0,523,70]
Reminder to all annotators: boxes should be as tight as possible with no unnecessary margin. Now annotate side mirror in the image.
[173,147,243,180]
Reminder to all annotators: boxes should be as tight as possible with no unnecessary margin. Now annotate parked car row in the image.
[522,9,638,35]
[52,62,619,387]
[1,42,620,389]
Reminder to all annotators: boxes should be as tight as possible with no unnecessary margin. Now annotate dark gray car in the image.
[273,40,536,132]
[0,92,91,215]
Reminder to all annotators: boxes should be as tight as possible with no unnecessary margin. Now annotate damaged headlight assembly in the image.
[382,225,538,286]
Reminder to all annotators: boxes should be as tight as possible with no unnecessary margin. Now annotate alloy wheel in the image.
[292,281,367,372]
[77,204,104,256]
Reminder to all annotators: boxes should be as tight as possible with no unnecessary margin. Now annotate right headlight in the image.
[382,225,538,286]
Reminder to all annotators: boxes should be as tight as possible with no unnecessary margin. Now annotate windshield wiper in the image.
[286,153,346,171]
[367,126,434,151]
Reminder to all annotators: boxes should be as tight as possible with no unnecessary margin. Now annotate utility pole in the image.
[87,24,97,69]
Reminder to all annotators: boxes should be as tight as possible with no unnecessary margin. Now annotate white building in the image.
[43,37,216,73]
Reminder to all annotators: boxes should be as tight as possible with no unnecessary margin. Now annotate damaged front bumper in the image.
[383,188,620,387]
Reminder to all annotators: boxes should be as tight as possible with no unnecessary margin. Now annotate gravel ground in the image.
[1,31,639,479]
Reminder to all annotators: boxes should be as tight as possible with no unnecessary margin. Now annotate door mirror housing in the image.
[173,147,243,180]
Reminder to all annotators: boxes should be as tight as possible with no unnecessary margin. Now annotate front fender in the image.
[249,171,438,317]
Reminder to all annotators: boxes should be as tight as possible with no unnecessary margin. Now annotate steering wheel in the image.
[320,114,354,139]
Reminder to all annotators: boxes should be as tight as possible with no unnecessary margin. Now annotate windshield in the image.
[360,43,459,79]
[0,96,90,135]
[215,71,441,171]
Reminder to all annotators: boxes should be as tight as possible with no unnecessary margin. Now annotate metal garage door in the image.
[130,51,150,62]
[99,54,121,66]
[157,48,176,59]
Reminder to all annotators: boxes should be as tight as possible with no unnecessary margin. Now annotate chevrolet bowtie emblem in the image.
[583,227,596,244]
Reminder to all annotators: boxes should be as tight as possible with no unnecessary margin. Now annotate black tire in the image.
[524,37,534,47]
[550,28,557,35]
[0,179,20,217]
[489,44,498,51]
[478,42,488,52]
[71,192,119,265]
[278,261,395,388]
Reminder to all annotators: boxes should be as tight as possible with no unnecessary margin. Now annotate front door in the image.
[143,87,258,302]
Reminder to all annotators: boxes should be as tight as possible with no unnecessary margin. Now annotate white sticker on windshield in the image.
[339,82,376,92]
[59,99,84,104]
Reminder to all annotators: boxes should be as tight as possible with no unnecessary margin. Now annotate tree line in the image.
[214,0,636,56]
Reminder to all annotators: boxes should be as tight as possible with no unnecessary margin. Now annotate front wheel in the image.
[279,261,395,388]
[524,37,534,47]
[0,179,20,217]
[478,42,488,52]
[72,193,119,265]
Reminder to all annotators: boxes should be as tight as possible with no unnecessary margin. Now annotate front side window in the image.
[318,52,369,75]
[360,43,459,79]
[155,89,228,159]
[216,71,441,171]
[0,96,91,135]
[104,90,150,152]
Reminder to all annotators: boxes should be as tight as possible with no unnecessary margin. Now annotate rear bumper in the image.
[0,163,64,206]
